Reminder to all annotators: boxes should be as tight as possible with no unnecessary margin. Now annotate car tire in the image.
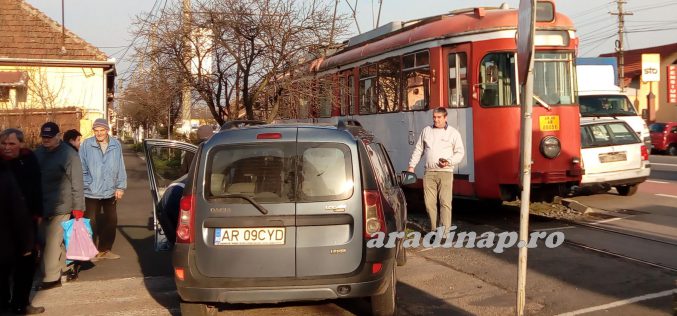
[668,145,677,156]
[371,264,396,316]
[396,240,407,266]
[180,301,217,316]
[615,184,639,196]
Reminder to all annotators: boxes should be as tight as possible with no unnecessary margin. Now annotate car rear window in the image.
[205,143,353,203]
[581,122,640,148]
[649,123,666,133]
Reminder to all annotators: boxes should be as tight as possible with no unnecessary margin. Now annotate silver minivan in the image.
[143,122,414,316]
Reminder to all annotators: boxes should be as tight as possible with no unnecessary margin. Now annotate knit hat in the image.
[92,118,110,130]
[40,122,60,138]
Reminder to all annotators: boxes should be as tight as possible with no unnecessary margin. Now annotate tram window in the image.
[534,52,574,105]
[402,50,430,111]
[318,77,332,118]
[448,52,469,108]
[359,64,378,114]
[298,98,309,119]
[340,74,354,116]
[479,53,517,107]
[378,57,401,113]
[348,75,355,115]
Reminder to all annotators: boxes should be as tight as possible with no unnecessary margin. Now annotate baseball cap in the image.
[40,122,60,138]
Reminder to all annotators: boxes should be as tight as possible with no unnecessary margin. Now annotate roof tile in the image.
[0,0,109,61]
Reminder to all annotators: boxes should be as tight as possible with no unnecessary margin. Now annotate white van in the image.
[576,64,651,148]
[580,118,650,196]
[578,91,651,148]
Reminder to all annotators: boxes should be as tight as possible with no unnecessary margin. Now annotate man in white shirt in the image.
[408,107,465,233]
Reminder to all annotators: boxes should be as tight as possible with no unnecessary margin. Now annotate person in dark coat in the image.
[0,161,45,314]
[1,128,44,221]
[63,129,82,152]
[0,128,45,314]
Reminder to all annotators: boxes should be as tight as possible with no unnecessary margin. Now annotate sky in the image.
[26,0,677,81]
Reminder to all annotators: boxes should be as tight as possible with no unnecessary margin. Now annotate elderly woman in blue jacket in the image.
[80,118,127,260]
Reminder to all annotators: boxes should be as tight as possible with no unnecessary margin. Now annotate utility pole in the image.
[181,0,192,135]
[611,0,632,91]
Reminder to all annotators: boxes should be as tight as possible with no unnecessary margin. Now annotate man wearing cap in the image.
[34,122,85,291]
[80,118,127,260]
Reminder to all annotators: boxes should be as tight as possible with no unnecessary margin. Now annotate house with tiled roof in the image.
[0,0,115,144]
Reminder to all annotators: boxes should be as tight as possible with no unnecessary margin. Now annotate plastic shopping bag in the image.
[62,218,99,261]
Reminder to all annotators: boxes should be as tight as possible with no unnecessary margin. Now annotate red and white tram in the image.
[281,0,582,201]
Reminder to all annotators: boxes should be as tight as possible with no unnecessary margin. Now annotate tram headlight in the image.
[540,136,561,159]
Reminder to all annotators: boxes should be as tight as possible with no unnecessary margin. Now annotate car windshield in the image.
[579,95,638,117]
[581,122,641,148]
[205,142,353,203]
[649,123,666,133]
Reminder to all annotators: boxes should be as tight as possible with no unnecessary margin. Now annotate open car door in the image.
[143,139,198,251]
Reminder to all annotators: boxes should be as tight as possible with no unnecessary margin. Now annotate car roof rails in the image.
[337,119,363,130]
[219,120,267,131]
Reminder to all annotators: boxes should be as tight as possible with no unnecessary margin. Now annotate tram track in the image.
[448,202,677,273]
[527,213,677,273]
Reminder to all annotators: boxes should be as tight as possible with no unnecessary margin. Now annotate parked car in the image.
[649,122,677,156]
[143,121,415,316]
[580,118,650,196]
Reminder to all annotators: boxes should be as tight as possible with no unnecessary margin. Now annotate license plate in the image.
[599,152,627,163]
[214,227,285,246]
[539,115,560,131]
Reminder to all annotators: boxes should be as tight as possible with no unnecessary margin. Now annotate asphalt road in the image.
[28,145,677,316]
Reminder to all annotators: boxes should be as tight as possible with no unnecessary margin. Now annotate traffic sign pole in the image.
[516,1,536,315]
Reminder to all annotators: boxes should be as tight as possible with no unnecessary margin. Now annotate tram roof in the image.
[318,1,575,72]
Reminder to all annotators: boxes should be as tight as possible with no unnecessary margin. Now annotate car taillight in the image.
[363,190,386,239]
[257,133,282,139]
[640,145,649,161]
[176,194,195,243]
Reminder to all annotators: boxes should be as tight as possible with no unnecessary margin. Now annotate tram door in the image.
[442,44,474,182]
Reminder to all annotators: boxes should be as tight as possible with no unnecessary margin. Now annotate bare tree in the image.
[119,65,182,137]
[130,0,347,125]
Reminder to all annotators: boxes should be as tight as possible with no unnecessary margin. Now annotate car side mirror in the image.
[399,171,418,186]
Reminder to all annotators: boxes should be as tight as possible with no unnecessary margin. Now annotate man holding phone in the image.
[408,107,465,234]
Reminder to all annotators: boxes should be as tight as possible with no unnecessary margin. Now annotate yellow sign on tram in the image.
[539,115,560,131]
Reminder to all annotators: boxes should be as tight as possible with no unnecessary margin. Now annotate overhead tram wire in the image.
[627,0,677,12]
[569,2,613,19]
[114,0,164,82]
[579,35,616,57]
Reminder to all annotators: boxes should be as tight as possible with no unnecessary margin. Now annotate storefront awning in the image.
[0,71,28,87]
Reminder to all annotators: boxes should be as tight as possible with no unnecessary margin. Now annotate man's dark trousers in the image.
[85,197,117,251]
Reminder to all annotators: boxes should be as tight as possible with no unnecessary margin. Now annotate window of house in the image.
[479,53,517,107]
[16,86,27,103]
[378,57,400,113]
[0,87,9,102]
[448,52,469,108]
[359,64,378,114]
[402,51,430,111]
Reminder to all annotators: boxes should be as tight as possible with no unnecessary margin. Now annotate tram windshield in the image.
[533,52,575,105]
